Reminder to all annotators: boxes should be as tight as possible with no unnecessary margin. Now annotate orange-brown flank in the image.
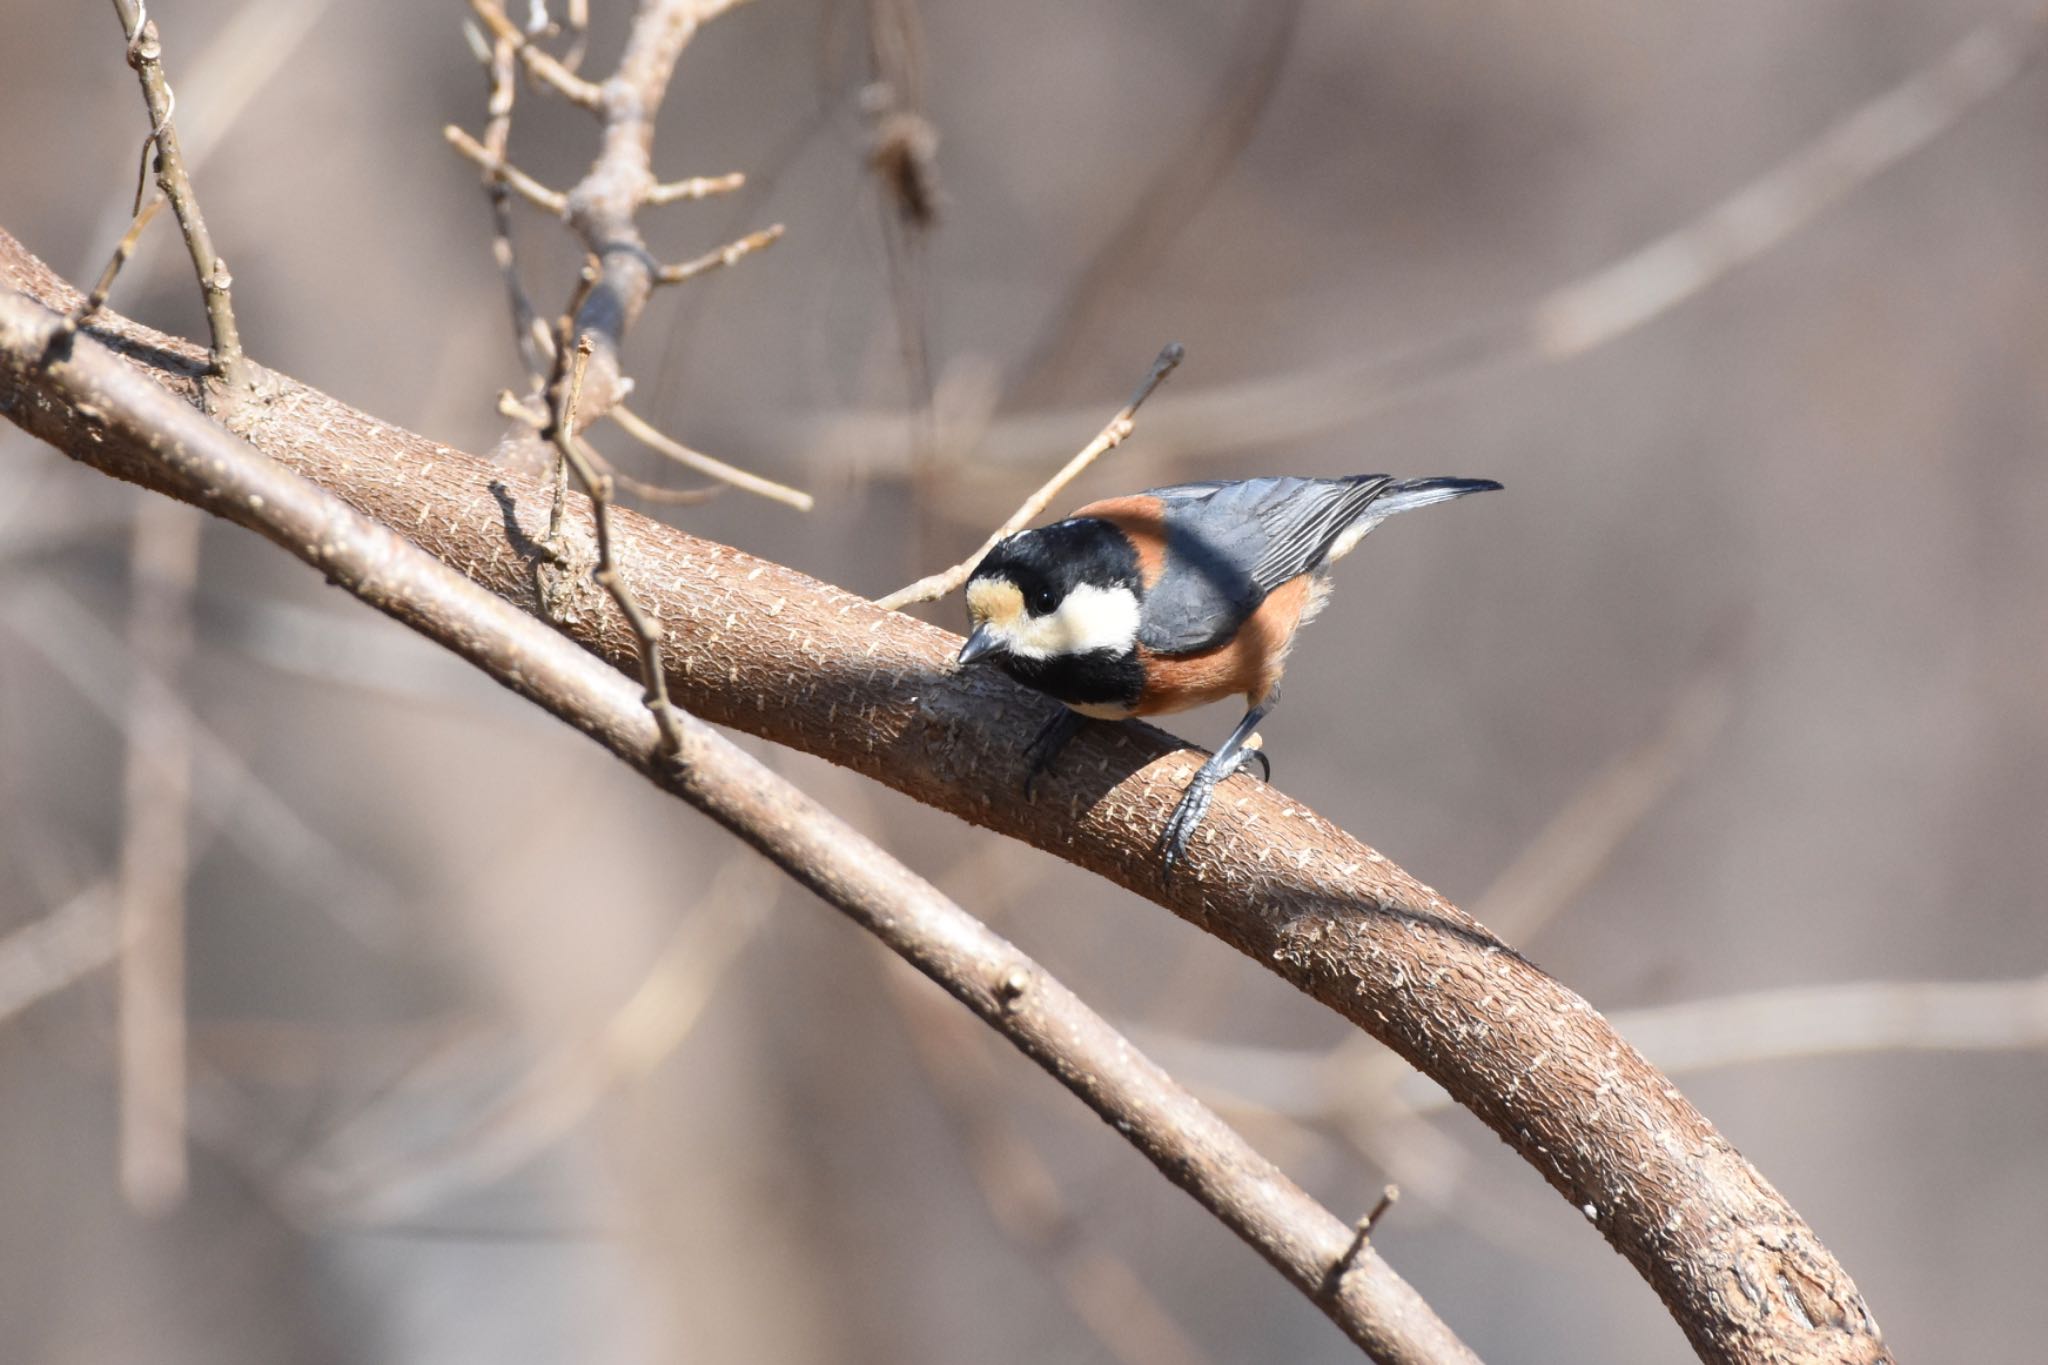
[1130,573,1314,715]
[1073,492,1321,716]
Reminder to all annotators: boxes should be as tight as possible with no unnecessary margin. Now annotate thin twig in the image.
[611,403,813,510]
[548,335,687,758]
[875,342,1183,611]
[599,460,723,506]
[1327,1186,1403,1297]
[0,289,1478,1365]
[655,223,786,285]
[107,0,250,391]
[45,194,165,359]
[647,171,746,204]
[463,28,555,381]
[466,0,604,109]
[442,124,569,216]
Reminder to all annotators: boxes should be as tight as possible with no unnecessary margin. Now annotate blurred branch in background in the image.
[115,497,202,1215]
[1006,0,1303,407]
[282,857,776,1225]
[0,881,118,1027]
[804,3,2048,479]
[2,585,416,951]
[0,286,1477,1364]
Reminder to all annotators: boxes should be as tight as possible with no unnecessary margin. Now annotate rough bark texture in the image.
[0,230,1890,1364]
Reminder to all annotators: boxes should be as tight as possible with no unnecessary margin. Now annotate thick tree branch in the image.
[0,280,1474,1365]
[0,232,1889,1364]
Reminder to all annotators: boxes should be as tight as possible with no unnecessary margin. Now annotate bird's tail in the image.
[1370,476,1503,518]
[1325,475,1500,562]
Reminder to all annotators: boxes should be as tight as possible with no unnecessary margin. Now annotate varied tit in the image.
[957,474,1501,873]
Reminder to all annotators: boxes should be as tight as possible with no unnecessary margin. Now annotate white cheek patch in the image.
[1006,583,1140,660]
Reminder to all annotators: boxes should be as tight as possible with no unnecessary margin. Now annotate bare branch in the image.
[0,283,1478,1365]
[106,1,250,391]
[882,951,1217,1365]
[468,28,555,381]
[875,342,1183,611]
[0,237,1897,1361]
[465,0,782,493]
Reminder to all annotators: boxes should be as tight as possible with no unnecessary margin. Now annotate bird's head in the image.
[958,519,1142,666]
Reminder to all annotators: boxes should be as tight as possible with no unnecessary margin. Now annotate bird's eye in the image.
[1031,587,1058,615]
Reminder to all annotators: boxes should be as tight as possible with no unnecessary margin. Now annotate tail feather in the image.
[1326,475,1501,562]
[1370,476,1503,519]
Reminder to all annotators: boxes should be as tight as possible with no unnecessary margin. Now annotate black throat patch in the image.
[971,518,1146,711]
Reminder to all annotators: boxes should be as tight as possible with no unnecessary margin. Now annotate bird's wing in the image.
[1133,476,1394,654]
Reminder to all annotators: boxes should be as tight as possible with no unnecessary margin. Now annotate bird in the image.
[955,474,1501,874]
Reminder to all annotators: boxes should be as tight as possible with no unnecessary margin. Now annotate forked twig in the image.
[465,0,603,108]
[875,342,1183,611]
[108,0,250,392]
[450,0,800,509]
[442,123,569,216]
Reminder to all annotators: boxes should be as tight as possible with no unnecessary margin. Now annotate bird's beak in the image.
[957,624,1005,665]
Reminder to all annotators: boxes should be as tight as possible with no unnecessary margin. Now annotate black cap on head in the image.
[969,518,1141,617]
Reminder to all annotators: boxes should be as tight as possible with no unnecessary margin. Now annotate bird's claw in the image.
[1158,772,1218,880]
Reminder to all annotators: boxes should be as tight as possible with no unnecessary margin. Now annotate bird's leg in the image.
[1021,707,1087,799]
[1159,704,1270,876]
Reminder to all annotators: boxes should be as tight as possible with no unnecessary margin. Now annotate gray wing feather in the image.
[1135,476,1394,654]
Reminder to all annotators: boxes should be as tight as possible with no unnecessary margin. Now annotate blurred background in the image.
[4,0,2046,1360]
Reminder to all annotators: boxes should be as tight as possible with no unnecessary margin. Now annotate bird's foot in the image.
[1021,708,1086,800]
[1158,770,1219,878]
[1159,745,1264,878]
[1242,743,1271,784]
